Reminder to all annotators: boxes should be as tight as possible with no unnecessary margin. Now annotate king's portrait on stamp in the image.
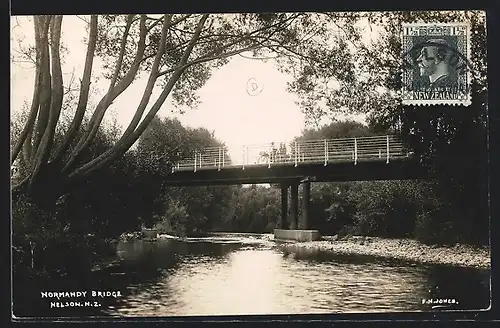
[401,23,471,106]
[10,10,490,320]
[417,39,457,89]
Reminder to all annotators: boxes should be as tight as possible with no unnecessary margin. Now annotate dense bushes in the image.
[347,181,424,238]
[294,119,489,246]
[293,178,486,246]
[11,115,489,283]
[306,182,354,234]
[221,185,281,233]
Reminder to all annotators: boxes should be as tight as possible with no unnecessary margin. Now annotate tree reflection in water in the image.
[13,235,491,318]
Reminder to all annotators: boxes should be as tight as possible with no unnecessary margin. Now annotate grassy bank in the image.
[277,235,490,269]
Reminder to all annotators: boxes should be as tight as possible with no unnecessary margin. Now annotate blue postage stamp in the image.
[401,23,471,106]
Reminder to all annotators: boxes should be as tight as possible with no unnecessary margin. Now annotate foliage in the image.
[289,11,488,245]
[154,198,189,236]
[134,115,235,234]
[11,11,490,284]
[296,119,375,142]
[399,14,488,245]
[290,118,487,245]
[346,181,425,238]
[11,12,373,207]
[11,120,129,277]
[308,182,356,234]
[221,185,281,233]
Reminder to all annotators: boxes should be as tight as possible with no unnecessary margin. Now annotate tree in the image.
[10,13,366,212]
[307,182,356,234]
[287,11,488,244]
[296,119,374,142]
[11,12,488,244]
[11,112,135,276]
[218,185,280,233]
[134,114,236,234]
[346,180,432,238]
[132,116,191,228]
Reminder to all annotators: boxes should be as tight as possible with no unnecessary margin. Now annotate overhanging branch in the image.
[120,14,173,139]
[66,15,210,181]
[11,16,44,165]
[53,15,98,164]
[30,16,52,162]
[62,15,147,173]
[30,15,64,186]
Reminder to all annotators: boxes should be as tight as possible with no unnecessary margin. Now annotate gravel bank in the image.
[277,235,490,269]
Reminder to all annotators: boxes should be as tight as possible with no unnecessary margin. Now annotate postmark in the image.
[401,22,471,106]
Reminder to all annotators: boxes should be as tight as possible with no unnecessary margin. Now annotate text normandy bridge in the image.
[163,135,428,241]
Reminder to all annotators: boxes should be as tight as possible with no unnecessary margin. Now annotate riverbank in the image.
[277,235,491,269]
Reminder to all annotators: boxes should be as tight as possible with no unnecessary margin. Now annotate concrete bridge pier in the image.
[280,183,288,229]
[300,179,311,230]
[290,182,299,230]
[275,177,320,242]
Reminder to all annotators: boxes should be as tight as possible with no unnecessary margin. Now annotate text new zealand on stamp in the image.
[401,23,471,106]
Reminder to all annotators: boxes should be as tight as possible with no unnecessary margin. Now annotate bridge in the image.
[164,135,428,241]
[167,135,425,185]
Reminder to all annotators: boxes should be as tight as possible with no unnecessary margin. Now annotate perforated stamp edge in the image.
[400,22,472,107]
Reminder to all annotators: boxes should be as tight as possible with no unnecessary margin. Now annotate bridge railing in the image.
[172,146,231,172]
[172,135,410,172]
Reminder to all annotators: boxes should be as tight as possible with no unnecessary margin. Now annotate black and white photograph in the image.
[10,8,492,320]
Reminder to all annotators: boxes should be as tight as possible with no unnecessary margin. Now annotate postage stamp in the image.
[401,22,471,106]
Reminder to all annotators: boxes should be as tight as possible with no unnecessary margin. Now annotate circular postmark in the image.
[246,78,264,96]
[400,24,476,105]
[402,39,475,81]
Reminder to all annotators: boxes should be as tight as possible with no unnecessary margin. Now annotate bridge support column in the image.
[301,179,311,230]
[290,182,299,230]
[280,183,288,229]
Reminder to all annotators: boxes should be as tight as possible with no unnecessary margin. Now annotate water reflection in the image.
[14,234,489,318]
[424,265,491,310]
[103,236,490,317]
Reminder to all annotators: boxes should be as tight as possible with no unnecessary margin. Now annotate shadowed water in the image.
[13,233,490,318]
[104,234,490,316]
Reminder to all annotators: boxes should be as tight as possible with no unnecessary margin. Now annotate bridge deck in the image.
[164,158,426,186]
[163,135,425,185]
[172,135,410,173]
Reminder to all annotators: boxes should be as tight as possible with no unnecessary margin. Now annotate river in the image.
[14,233,491,318]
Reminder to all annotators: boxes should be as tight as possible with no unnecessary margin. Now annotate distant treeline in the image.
[11,115,489,279]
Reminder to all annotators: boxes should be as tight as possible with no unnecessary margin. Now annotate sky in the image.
[10,15,367,164]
